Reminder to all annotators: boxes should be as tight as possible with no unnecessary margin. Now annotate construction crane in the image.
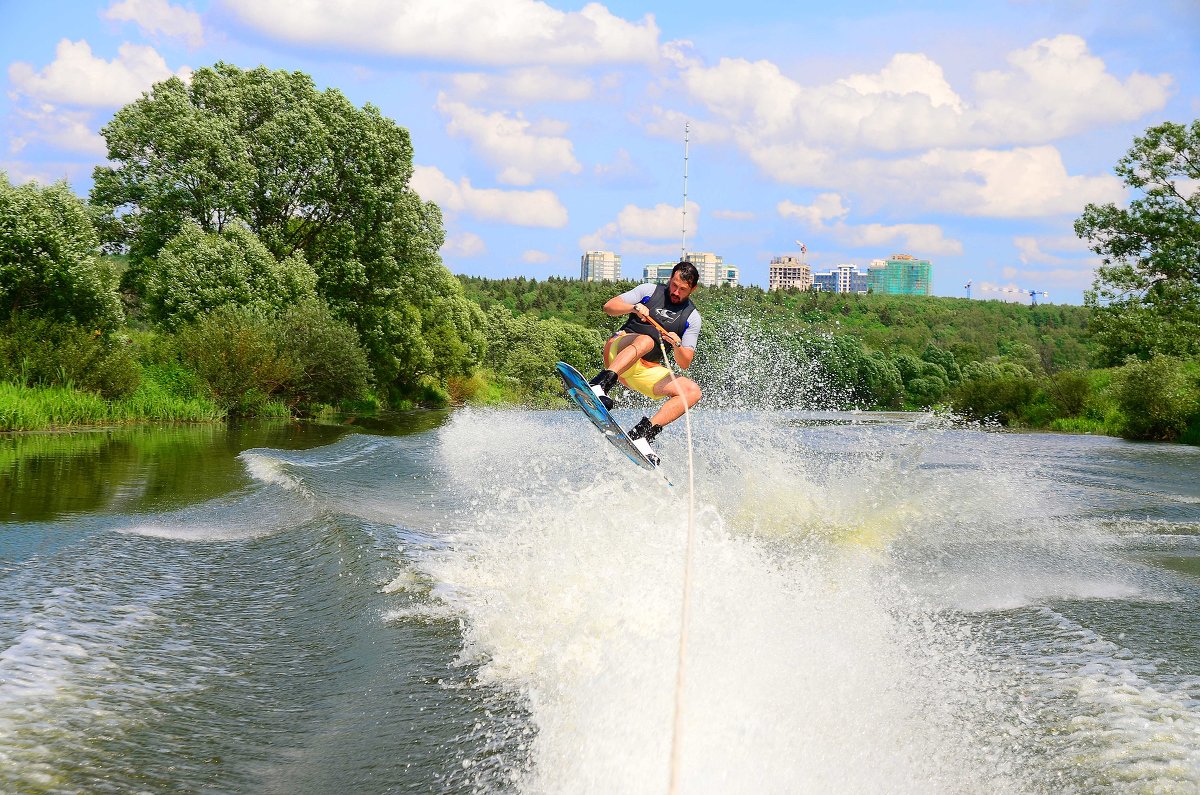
[994,286,1048,305]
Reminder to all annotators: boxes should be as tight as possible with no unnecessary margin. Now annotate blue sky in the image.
[3,0,1197,304]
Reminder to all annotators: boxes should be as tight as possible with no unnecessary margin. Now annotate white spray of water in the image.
[420,409,1025,794]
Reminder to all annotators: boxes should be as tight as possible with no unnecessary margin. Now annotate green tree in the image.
[176,305,296,412]
[921,344,961,386]
[0,175,123,331]
[276,302,372,407]
[91,62,480,397]
[1076,120,1200,363]
[146,221,317,327]
[1110,354,1199,441]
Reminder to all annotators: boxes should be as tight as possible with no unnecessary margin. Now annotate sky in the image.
[2,0,1198,304]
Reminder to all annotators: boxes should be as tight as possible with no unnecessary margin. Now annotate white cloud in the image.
[1011,234,1099,290]
[981,263,1094,300]
[411,165,568,227]
[9,104,107,156]
[580,200,696,251]
[909,146,1125,217]
[221,0,659,66]
[838,222,963,256]
[447,67,593,104]
[971,35,1172,143]
[8,39,187,108]
[436,94,581,186]
[642,107,733,145]
[522,249,551,264]
[663,34,1166,221]
[442,232,486,257]
[102,0,204,47]
[777,192,962,255]
[840,52,965,113]
[1014,235,1079,266]
[618,239,686,256]
[757,145,1125,219]
[0,160,89,185]
[592,148,653,188]
[674,35,1170,152]
[777,193,849,226]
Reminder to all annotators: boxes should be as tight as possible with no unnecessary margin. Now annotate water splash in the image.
[419,409,1028,793]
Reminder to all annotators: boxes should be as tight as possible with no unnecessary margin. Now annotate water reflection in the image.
[0,411,450,522]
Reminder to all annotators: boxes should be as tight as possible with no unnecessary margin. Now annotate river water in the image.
[2,409,1199,794]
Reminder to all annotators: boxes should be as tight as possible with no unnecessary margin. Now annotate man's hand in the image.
[663,331,682,347]
[632,303,649,319]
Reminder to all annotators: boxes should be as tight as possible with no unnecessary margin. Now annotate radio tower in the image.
[681,121,689,260]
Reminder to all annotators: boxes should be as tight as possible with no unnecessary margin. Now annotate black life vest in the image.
[618,284,696,363]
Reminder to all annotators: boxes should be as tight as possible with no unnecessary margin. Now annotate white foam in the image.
[420,410,1025,793]
[239,451,302,490]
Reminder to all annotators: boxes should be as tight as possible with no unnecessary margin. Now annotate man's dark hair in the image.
[673,260,700,287]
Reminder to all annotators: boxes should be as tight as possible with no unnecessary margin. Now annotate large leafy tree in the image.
[146,221,318,327]
[0,174,123,331]
[91,62,482,395]
[1075,120,1200,364]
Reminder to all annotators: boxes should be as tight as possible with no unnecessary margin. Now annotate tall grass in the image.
[0,377,222,431]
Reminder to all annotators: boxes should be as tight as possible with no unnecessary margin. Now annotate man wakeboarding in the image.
[587,260,703,465]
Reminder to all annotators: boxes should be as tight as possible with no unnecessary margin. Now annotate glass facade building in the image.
[866,254,932,295]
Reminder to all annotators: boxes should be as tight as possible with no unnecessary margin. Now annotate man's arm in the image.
[604,284,656,318]
[603,295,648,318]
[671,313,701,369]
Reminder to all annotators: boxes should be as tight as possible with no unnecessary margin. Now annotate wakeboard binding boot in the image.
[627,416,663,466]
[588,369,618,411]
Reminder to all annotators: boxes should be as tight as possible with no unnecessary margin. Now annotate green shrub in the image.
[1046,369,1091,417]
[275,302,372,408]
[952,373,1039,425]
[176,305,297,412]
[1110,355,1200,441]
[0,313,140,399]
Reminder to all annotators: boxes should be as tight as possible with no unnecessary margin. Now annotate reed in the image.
[0,378,223,431]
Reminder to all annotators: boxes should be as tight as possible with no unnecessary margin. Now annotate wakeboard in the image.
[555,361,658,471]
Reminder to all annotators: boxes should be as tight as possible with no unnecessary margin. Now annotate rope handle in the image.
[634,306,680,348]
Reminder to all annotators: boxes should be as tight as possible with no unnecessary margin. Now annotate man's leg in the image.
[649,373,702,427]
[590,334,656,409]
[604,333,655,374]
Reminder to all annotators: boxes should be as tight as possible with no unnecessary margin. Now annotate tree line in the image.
[0,62,1196,443]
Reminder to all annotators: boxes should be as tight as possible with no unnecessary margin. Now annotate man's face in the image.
[667,272,697,303]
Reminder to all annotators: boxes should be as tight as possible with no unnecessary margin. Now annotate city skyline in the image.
[2,0,1197,305]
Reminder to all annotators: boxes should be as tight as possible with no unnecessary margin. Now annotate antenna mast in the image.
[681,121,689,260]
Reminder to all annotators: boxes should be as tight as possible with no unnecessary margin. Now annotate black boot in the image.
[588,369,618,411]
[627,416,663,465]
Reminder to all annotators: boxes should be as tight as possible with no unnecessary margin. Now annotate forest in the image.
[0,63,1196,443]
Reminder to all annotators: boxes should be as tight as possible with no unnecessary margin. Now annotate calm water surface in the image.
[2,410,1198,793]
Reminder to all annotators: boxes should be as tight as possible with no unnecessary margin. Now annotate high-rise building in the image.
[685,252,739,287]
[644,253,739,287]
[581,250,622,281]
[768,255,812,291]
[812,263,867,294]
[867,253,932,295]
[643,262,674,284]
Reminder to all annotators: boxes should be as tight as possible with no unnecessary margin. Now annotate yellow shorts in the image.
[604,333,670,399]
